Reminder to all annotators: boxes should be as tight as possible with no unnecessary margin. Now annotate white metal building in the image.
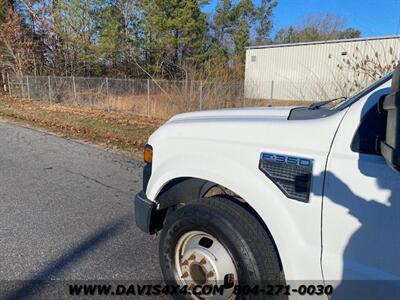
[244,36,400,101]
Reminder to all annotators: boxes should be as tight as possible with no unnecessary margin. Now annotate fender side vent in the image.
[259,153,314,202]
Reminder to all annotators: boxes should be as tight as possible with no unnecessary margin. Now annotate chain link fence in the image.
[6,75,255,119]
[3,73,375,119]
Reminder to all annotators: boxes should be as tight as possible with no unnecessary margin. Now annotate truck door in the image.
[322,82,400,299]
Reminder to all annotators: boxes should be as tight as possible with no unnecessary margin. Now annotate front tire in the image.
[159,197,286,299]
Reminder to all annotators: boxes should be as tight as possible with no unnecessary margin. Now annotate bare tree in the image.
[329,43,399,96]
[274,13,361,43]
[0,8,39,77]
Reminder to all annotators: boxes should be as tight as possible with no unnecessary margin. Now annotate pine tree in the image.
[142,0,209,79]
[211,0,277,77]
[57,0,99,75]
[94,3,124,75]
[255,0,277,45]
[211,0,235,64]
[231,0,255,64]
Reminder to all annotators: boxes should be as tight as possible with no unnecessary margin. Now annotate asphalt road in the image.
[0,120,162,298]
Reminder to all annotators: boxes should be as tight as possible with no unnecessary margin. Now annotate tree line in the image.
[0,0,361,81]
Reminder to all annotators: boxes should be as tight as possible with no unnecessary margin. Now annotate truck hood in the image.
[149,105,348,163]
[168,106,294,123]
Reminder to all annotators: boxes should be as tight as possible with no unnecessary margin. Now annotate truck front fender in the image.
[145,151,313,281]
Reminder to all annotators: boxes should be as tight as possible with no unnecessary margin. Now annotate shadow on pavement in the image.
[3,216,130,299]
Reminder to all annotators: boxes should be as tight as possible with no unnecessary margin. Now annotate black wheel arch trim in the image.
[134,178,284,272]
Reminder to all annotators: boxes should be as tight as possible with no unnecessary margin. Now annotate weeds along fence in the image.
[7,75,258,119]
[4,74,378,119]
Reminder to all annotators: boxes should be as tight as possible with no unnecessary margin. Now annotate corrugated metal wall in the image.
[245,36,400,101]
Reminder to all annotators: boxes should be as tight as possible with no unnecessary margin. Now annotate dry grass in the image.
[0,95,163,156]
[78,93,313,119]
[12,77,312,119]
[0,93,311,156]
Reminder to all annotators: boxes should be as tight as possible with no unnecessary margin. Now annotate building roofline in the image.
[246,35,400,50]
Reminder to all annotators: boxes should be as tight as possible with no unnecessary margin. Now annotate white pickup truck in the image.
[134,66,400,299]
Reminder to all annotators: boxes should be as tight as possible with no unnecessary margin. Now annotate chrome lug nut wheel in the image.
[175,231,238,299]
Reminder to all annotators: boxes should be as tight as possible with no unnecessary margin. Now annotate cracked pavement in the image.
[0,121,162,297]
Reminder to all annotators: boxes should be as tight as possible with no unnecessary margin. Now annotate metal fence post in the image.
[131,79,135,95]
[1,72,5,92]
[7,73,11,97]
[26,76,31,100]
[147,79,150,117]
[242,83,246,107]
[199,81,203,111]
[270,80,274,100]
[106,77,110,112]
[72,76,77,104]
[48,76,52,103]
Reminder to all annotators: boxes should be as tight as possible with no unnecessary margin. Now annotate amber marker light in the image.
[144,144,153,163]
